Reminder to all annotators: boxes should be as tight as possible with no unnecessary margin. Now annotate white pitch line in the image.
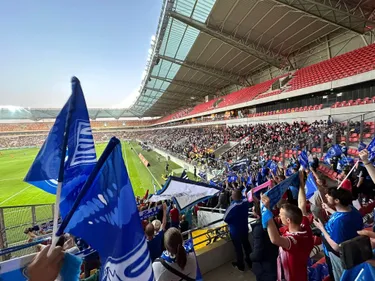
[0,185,32,206]
[0,177,23,182]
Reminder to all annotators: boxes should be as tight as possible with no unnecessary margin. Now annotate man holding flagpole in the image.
[261,171,314,281]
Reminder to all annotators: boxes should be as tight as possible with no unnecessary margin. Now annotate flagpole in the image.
[49,77,78,254]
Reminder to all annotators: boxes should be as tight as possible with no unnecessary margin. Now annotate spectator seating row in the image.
[255,89,282,100]
[287,43,375,91]
[331,97,375,108]
[248,104,323,117]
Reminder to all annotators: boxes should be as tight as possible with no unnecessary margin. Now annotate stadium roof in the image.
[0,106,137,121]
[131,0,375,117]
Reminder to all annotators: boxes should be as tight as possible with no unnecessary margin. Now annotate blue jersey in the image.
[323,207,363,255]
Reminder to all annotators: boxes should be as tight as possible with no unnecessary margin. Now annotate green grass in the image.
[0,140,191,246]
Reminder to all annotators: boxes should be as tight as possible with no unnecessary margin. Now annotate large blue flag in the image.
[298,150,309,169]
[327,144,342,158]
[58,137,153,281]
[305,173,318,200]
[261,172,299,228]
[24,77,96,218]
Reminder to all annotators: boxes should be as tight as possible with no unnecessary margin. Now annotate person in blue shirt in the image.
[146,202,167,262]
[224,189,252,272]
[315,187,363,281]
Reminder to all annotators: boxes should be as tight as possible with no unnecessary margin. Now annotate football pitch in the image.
[0,140,192,208]
[0,140,194,246]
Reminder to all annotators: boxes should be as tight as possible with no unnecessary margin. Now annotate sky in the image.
[0,0,163,108]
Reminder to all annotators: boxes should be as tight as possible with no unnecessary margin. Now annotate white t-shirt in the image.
[152,252,197,281]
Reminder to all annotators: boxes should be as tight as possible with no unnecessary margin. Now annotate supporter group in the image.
[3,116,375,281]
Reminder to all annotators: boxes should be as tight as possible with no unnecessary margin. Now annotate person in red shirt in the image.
[261,171,314,281]
[340,167,352,193]
[170,204,180,228]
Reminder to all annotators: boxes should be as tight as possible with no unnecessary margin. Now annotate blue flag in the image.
[341,262,375,281]
[230,158,249,171]
[261,173,299,228]
[59,137,153,281]
[298,150,309,169]
[184,239,203,281]
[24,77,96,218]
[305,173,318,200]
[358,142,367,152]
[368,136,375,161]
[327,144,342,158]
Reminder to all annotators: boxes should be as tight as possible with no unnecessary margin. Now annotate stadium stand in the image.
[286,43,375,92]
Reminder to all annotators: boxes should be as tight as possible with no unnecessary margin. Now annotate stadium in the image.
[1,0,375,280]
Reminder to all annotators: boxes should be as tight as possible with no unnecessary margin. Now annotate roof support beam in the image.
[150,75,215,95]
[169,11,290,69]
[144,87,189,99]
[268,0,375,35]
[158,55,246,86]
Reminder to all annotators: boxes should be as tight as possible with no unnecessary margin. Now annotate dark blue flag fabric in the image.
[368,136,375,161]
[24,77,96,218]
[358,142,367,152]
[62,138,153,281]
[230,158,249,171]
[261,172,299,228]
[305,173,318,200]
[341,262,375,281]
[298,150,309,169]
[327,144,342,158]
[270,161,278,175]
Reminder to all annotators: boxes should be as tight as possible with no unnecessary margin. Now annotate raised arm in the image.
[298,170,307,216]
[359,149,375,184]
[261,194,291,249]
[161,202,167,231]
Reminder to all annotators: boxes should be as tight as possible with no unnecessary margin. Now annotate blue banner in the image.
[24,77,96,218]
[298,150,309,169]
[305,173,318,200]
[60,137,153,281]
[327,144,342,158]
[261,173,299,228]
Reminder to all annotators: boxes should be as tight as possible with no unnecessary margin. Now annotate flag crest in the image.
[64,138,153,281]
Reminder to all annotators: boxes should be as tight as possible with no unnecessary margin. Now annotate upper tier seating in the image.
[287,43,375,91]
[217,75,287,109]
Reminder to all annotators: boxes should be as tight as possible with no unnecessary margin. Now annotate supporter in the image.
[250,198,278,281]
[354,157,375,204]
[146,203,167,262]
[261,171,314,281]
[340,166,352,192]
[170,204,180,229]
[223,189,252,272]
[314,187,363,281]
[153,227,197,281]
[179,215,189,240]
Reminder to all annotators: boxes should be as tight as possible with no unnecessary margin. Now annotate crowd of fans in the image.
[5,117,375,281]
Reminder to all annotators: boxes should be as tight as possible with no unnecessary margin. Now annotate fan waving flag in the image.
[58,137,153,281]
[298,150,309,169]
[24,77,96,218]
